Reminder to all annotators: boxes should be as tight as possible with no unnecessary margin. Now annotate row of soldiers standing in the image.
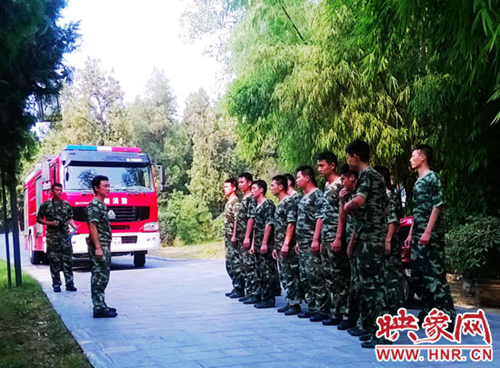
[223,140,456,349]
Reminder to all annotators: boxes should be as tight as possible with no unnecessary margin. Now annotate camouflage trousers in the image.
[355,239,387,338]
[345,255,361,325]
[321,240,351,318]
[225,238,245,294]
[89,244,111,313]
[47,236,74,288]
[411,234,456,322]
[298,243,328,315]
[254,245,280,302]
[385,239,405,315]
[238,240,258,297]
[276,247,302,305]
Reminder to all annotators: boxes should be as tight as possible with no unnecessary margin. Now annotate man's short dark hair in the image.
[346,140,370,162]
[224,178,238,188]
[339,164,358,179]
[284,173,296,188]
[92,175,109,193]
[51,183,63,191]
[374,165,392,190]
[415,144,434,165]
[252,179,267,195]
[296,165,318,187]
[238,172,253,183]
[272,175,288,192]
[316,151,338,167]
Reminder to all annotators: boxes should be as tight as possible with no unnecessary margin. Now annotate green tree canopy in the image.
[0,0,78,181]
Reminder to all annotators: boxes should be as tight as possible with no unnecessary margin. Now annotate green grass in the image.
[150,239,225,260]
[0,261,91,368]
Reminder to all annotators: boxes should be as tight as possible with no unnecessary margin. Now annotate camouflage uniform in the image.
[87,197,112,313]
[235,193,257,297]
[274,196,301,305]
[289,191,302,207]
[321,178,351,319]
[37,199,75,288]
[345,205,361,326]
[252,199,279,302]
[411,171,455,321]
[384,189,405,314]
[296,188,327,315]
[351,167,388,339]
[224,196,244,294]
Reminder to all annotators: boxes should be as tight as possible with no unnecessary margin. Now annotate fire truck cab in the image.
[24,145,163,267]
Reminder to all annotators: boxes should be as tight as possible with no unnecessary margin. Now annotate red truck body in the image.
[23,145,161,267]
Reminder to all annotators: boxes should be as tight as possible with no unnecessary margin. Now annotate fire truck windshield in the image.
[64,164,154,193]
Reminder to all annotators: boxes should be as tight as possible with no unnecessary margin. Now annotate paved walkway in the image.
[1,236,499,367]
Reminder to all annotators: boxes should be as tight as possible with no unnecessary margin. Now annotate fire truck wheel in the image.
[401,274,413,306]
[134,252,146,268]
[29,249,43,265]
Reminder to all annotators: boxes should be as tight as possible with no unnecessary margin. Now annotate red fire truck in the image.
[23,145,164,267]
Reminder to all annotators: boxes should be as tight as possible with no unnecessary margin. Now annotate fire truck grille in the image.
[121,236,137,244]
[72,206,150,222]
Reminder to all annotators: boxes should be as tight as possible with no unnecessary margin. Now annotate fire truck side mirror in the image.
[157,165,167,192]
[41,162,51,190]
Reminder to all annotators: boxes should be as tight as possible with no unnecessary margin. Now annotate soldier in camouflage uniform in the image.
[271,175,301,315]
[87,175,117,318]
[223,178,244,298]
[374,166,405,315]
[233,172,258,303]
[344,141,389,348]
[285,173,302,207]
[250,180,279,308]
[406,145,455,325]
[37,183,77,292]
[295,165,328,322]
[338,166,364,335]
[317,152,351,327]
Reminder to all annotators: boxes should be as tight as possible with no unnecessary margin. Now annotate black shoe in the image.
[243,296,261,305]
[66,284,77,292]
[359,333,371,342]
[107,307,117,313]
[229,292,244,299]
[337,319,356,330]
[284,305,301,316]
[254,300,275,309]
[93,309,118,318]
[297,310,313,319]
[238,296,250,302]
[53,286,61,293]
[361,338,392,349]
[277,305,290,313]
[225,289,235,297]
[349,327,368,337]
[322,316,342,326]
[310,313,327,322]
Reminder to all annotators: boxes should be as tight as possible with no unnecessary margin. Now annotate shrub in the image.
[176,195,213,244]
[158,191,184,246]
[445,216,500,280]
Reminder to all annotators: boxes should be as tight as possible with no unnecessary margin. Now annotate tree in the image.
[184,89,243,215]
[128,68,192,193]
[57,58,131,146]
[0,0,78,180]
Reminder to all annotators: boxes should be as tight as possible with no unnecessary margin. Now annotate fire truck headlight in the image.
[143,222,159,232]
